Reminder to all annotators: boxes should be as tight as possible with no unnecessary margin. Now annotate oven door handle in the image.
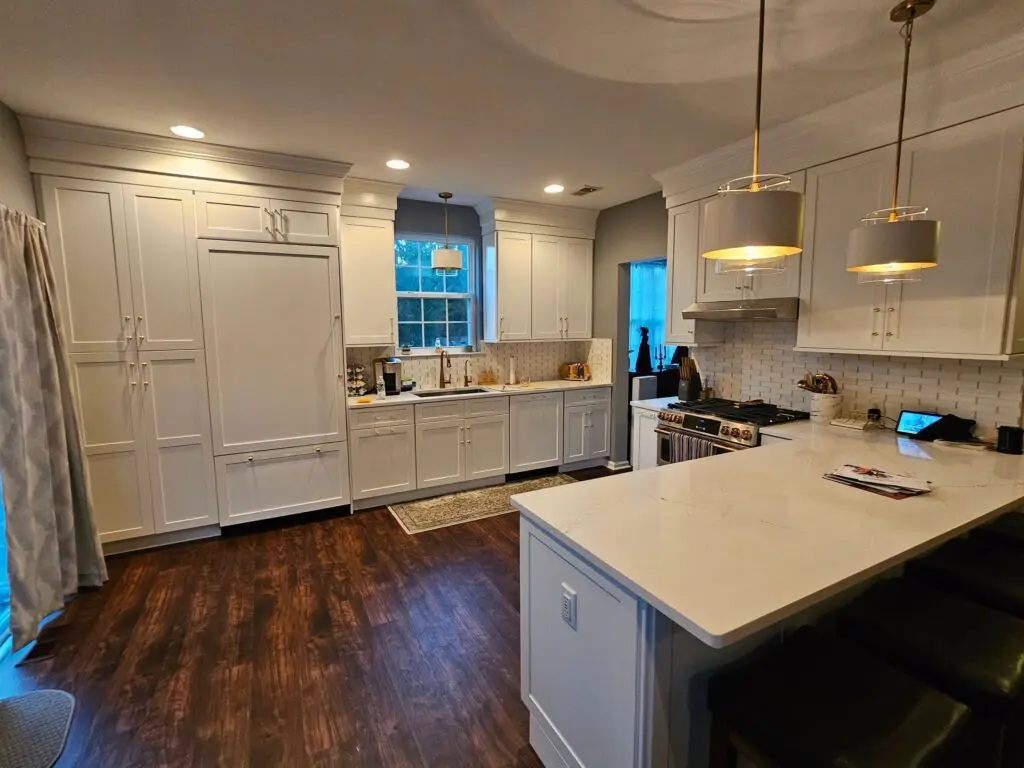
[655,428,745,452]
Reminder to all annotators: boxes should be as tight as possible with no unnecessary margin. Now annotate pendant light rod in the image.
[889,15,915,217]
[751,0,766,187]
[439,191,453,246]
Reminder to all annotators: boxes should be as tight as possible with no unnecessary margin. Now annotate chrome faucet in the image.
[438,349,452,388]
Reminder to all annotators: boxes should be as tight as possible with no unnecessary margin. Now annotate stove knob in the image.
[741,429,753,441]
[730,427,741,438]
[720,426,730,436]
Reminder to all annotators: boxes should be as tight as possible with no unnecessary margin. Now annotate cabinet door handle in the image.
[315,447,322,453]
[499,316,505,340]
[873,307,881,313]
[136,315,145,342]
[141,361,150,387]
[124,315,134,343]
[263,208,276,237]
[275,209,286,237]
[872,332,880,337]
[886,331,894,337]
[390,316,395,344]
[465,425,472,445]
[128,361,137,387]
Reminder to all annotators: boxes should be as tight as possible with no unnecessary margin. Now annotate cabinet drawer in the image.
[415,401,466,423]
[466,396,509,417]
[196,192,271,241]
[563,387,611,407]
[513,392,563,405]
[215,441,350,526]
[349,404,414,429]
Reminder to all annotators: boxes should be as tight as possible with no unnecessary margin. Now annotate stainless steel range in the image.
[655,398,810,465]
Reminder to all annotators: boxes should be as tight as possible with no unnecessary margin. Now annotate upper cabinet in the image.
[486,231,534,341]
[42,178,204,353]
[340,216,397,346]
[532,235,594,340]
[798,110,1024,358]
[664,202,725,346]
[195,192,337,245]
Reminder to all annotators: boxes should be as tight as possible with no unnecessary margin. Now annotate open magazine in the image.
[824,464,932,499]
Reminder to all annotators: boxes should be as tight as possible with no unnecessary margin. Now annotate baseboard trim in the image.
[352,476,505,510]
[102,524,221,556]
[605,460,632,471]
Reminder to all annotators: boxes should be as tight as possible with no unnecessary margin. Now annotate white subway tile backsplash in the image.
[692,321,1023,437]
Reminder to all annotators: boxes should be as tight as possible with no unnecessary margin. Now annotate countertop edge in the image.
[348,380,612,408]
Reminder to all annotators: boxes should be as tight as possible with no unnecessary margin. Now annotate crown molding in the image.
[20,116,352,195]
[475,197,599,239]
[654,31,1024,208]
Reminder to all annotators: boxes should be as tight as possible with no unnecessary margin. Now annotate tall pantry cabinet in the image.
[43,178,216,542]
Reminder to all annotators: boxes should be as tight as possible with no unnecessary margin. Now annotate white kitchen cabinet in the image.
[350,425,417,499]
[563,401,610,463]
[465,414,510,480]
[510,393,564,471]
[416,420,466,489]
[630,409,660,470]
[561,238,593,339]
[563,407,587,464]
[70,352,154,542]
[42,178,135,353]
[199,240,346,454]
[124,186,204,351]
[138,350,218,532]
[215,441,350,526]
[586,402,611,458]
[340,216,397,346]
[492,231,533,341]
[196,192,337,245]
[531,235,562,340]
[665,202,725,346]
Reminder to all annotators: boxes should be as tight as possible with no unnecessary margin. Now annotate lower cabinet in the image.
[466,414,510,480]
[563,402,611,463]
[416,414,510,488]
[214,441,350,526]
[630,409,660,470]
[71,349,217,543]
[350,425,416,499]
[511,393,564,471]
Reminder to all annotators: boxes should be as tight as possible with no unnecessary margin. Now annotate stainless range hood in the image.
[682,297,799,321]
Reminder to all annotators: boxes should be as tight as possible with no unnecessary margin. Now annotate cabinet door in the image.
[511,394,563,471]
[195,192,272,241]
[350,425,416,499]
[586,402,611,459]
[466,415,509,480]
[496,231,532,341]
[124,186,204,351]
[563,406,587,463]
[797,148,893,351]
[41,177,134,353]
[634,411,659,470]
[531,235,562,340]
[752,171,806,299]
[665,203,700,344]
[562,238,593,339]
[200,240,346,454]
[70,352,154,542]
[696,197,742,303]
[883,117,1024,356]
[272,199,338,246]
[139,350,217,532]
[340,217,397,346]
[416,421,465,489]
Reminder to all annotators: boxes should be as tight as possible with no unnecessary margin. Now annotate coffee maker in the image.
[373,357,402,396]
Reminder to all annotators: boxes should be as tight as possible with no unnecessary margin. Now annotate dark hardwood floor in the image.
[0,502,555,767]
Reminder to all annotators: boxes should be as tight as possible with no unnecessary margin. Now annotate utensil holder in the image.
[809,392,841,424]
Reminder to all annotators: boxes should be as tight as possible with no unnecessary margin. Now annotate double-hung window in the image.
[395,234,476,351]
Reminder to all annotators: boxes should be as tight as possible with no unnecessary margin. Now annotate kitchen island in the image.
[512,425,1024,768]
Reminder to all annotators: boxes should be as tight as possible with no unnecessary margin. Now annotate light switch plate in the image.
[560,583,577,630]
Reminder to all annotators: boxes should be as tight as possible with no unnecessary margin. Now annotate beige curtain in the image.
[0,204,106,650]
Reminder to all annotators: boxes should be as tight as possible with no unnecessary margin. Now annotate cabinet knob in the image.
[886,331,894,337]
[873,307,881,312]
[247,456,254,462]
[888,306,896,312]
[871,332,880,336]
[315,447,322,453]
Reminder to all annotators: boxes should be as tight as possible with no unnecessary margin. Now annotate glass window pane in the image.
[398,323,423,349]
[447,298,468,322]
[448,322,469,347]
[424,323,447,347]
[395,239,418,268]
[444,268,468,293]
[420,269,444,293]
[423,298,447,322]
[396,266,420,292]
[397,297,422,322]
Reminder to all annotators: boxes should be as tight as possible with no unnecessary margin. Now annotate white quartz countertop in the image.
[630,397,677,413]
[347,379,611,408]
[512,427,1024,648]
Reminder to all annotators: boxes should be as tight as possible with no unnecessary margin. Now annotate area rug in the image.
[0,690,75,768]
[389,474,577,534]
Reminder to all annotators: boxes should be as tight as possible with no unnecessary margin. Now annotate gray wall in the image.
[593,192,668,463]
[0,103,35,216]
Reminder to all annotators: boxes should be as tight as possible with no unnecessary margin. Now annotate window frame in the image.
[394,231,478,352]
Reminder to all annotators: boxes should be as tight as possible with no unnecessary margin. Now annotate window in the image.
[395,234,476,350]
[628,259,667,369]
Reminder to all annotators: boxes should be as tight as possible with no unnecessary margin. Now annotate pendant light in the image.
[431,192,462,276]
[847,0,939,283]
[702,0,804,271]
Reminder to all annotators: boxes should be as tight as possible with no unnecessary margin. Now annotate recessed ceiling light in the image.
[386,159,410,170]
[170,125,205,139]
[544,184,565,194]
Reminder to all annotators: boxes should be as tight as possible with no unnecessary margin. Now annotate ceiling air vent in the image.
[570,185,603,197]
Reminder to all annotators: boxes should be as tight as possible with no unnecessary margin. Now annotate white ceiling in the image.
[0,0,1019,209]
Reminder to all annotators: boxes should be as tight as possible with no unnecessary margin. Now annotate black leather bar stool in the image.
[708,626,978,768]
[906,537,1024,620]
[973,511,1024,552]
[836,577,1024,767]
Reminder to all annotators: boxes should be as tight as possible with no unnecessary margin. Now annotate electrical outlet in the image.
[560,583,577,630]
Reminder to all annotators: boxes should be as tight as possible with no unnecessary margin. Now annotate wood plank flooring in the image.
[0,492,577,767]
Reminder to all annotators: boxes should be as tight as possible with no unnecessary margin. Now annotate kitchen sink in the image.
[412,388,489,398]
